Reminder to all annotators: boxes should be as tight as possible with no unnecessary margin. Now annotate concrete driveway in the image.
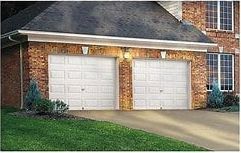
[69,110,239,151]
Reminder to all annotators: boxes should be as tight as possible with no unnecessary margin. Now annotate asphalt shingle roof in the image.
[1,1,213,43]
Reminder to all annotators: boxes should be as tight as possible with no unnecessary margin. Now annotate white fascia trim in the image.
[15,30,216,52]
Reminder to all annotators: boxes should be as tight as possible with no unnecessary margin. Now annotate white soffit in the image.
[6,30,217,52]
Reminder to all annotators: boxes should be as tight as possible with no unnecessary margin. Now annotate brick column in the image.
[119,59,133,110]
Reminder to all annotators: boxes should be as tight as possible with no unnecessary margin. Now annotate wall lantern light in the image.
[124,51,131,59]
[123,48,131,59]
[82,46,89,55]
[161,51,166,59]
[219,47,223,53]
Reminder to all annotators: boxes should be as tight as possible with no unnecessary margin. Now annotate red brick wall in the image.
[1,45,21,108]
[182,1,240,94]
[182,1,206,31]
[25,42,207,110]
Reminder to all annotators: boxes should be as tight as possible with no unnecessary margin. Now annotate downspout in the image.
[8,35,24,109]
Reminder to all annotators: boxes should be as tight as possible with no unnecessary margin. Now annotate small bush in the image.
[25,79,42,110]
[35,98,54,114]
[52,99,69,114]
[34,99,69,115]
[223,94,239,106]
[208,81,224,108]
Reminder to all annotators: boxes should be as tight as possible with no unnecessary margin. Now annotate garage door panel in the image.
[162,88,174,93]
[100,86,114,93]
[134,74,146,81]
[67,56,82,65]
[67,86,81,93]
[134,68,146,74]
[149,74,161,81]
[83,100,98,107]
[149,61,161,68]
[49,93,65,99]
[134,61,147,68]
[67,99,81,105]
[50,56,65,64]
[49,55,116,110]
[50,71,65,78]
[148,87,162,94]
[66,93,80,99]
[100,73,114,80]
[100,100,115,107]
[65,65,81,70]
[85,86,99,93]
[83,72,98,80]
[149,100,161,107]
[49,78,65,84]
[134,94,146,99]
[175,88,187,94]
[50,85,65,93]
[67,72,81,79]
[134,100,146,107]
[49,64,65,70]
[134,87,145,94]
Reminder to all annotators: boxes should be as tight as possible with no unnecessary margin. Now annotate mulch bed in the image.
[9,111,88,120]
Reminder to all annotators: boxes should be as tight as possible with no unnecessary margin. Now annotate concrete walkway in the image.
[69,110,239,151]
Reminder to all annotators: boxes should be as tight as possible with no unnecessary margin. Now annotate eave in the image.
[1,30,217,52]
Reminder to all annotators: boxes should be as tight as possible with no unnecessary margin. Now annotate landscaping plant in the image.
[24,79,42,110]
[52,99,69,114]
[35,98,54,114]
[223,93,239,107]
[34,99,69,115]
[208,80,224,108]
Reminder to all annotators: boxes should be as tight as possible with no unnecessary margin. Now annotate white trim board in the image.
[3,30,217,52]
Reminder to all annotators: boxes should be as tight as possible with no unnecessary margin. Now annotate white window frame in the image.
[206,1,234,32]
[207,53,234,92]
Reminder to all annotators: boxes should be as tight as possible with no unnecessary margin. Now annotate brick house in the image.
[1,1,239,110]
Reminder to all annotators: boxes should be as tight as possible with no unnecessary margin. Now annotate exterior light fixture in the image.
[161,51,166,59]
[123,48,131,59]
[124,51,131,59]
[219,47,223,53]
[82,46,89,55]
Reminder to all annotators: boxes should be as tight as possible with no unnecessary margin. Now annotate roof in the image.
[1,1,213,44]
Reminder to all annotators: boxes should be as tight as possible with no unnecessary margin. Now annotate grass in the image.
[1,107,206,151]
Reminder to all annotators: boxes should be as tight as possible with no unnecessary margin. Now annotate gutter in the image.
[2,30,217,52]
[8,35,24,109]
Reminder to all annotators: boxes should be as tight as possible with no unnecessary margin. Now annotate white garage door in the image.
[133,59,190,110]
[48,55,117,110]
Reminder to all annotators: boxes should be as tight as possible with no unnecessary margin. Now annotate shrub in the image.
[35,98,54,114]
[52,99,69,114]
[25,79,42,110]
[34,99,69,115]
[208,81,224,108]
[223,94,239,106]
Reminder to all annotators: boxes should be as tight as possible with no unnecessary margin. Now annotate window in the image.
[220,54,233,90]
[206,53,234,91]
[206,1,233,31]
[206,1,218,29]
[207,54,218,90]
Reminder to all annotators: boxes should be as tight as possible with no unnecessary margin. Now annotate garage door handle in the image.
[81,88,85,91]
[160,89,163,92]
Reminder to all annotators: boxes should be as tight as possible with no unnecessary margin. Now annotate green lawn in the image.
[1,107,206,151]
